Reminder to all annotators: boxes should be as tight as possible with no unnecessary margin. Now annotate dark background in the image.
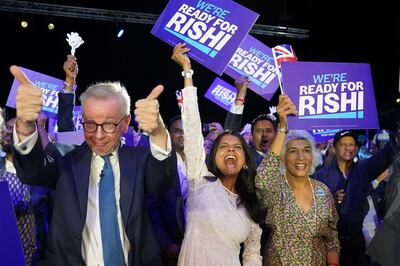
[0,0,398,130]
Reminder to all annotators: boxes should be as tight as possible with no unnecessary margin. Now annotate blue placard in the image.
[0,181,25,265]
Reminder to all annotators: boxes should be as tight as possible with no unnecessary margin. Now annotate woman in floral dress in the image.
[255,95,340,266]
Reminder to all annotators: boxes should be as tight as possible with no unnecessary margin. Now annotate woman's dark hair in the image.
[207,130,266,223]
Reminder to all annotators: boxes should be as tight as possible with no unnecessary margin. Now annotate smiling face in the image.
[284,139,313,179]
[334,136,358,163]
[83,96,130,156]
[214,134,246,178]
[252,120,275,153]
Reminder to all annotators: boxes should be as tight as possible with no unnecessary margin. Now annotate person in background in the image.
[249,114,278,166]
[173,42,264,265]
[240,123,252,145]
[204,122,224,142]
[0,110,36,265]
[313,129,400,266]
[366,119,400,266]
[146,115,187,266]
[203,138,213,164]
[357,131,390,253]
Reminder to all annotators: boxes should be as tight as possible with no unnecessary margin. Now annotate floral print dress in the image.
[255,152,340,266]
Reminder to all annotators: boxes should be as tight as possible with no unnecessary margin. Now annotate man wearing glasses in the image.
[10,65,176,266]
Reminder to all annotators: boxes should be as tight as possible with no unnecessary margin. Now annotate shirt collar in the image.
[91,148,119,185]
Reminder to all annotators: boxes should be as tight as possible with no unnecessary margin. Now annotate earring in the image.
[243,165,248,170]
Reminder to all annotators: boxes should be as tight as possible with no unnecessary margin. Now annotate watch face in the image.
[182,70,193,78]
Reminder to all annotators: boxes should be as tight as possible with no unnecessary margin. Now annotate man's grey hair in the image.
[282,130,322,175]
[80,81,131,116]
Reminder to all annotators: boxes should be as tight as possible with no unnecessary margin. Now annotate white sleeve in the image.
[242,223,262,266]
[229,102,244,114]
[181,86,210,187]
[149,130,172,160]
[13,125,39,155]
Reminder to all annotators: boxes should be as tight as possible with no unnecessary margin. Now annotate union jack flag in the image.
[272,44,297,67]
[176,90,184,110]
[272,44,297,93]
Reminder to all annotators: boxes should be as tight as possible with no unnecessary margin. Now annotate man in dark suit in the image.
[146,115,186,266]
[10,65,176,266]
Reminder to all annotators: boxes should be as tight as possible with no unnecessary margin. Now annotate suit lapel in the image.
[71,143,91,221]
[119,147,137,227]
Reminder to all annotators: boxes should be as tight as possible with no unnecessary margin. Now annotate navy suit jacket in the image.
[146,155,185,251]
[57,91,75,132]
[13,139,177,266]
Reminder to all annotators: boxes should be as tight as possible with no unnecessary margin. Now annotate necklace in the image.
[284,175,317,232]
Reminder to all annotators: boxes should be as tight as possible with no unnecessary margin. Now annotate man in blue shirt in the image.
[313,130,400,266]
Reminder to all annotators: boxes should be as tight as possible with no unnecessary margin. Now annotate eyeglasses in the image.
[81,117,125,133]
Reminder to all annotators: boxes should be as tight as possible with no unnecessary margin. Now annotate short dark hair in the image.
[251,113,278,133]
[168,115,182,130]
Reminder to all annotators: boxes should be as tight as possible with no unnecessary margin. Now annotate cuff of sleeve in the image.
[372,179,380,189]
[61,89,75,94]
[149,130,172,160]
[13,124,39,155]
[230,103,244,114]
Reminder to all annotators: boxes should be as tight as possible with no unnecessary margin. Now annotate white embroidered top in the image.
[177,86,262,266]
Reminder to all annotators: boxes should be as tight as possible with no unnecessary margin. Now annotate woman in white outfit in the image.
[172,43,265,266]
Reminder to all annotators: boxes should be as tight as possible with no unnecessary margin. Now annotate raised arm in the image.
[255,95,297,205]
[58,55,78,132]
[224,76,249,131]
[171,43,209,185]
[268,95,296,156]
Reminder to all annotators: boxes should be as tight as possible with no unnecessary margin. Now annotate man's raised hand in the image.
[134,85,164,136]
[10,65,42,134]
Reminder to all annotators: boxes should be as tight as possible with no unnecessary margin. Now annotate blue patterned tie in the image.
[99,155,124,265]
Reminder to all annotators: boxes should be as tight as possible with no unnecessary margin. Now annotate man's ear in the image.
[122,115,131,133]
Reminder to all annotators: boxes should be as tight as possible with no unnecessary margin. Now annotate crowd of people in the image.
[1,43,399,266]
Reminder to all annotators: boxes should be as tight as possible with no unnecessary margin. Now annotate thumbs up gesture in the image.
[134,85,168,149]
[10,65,43,134]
